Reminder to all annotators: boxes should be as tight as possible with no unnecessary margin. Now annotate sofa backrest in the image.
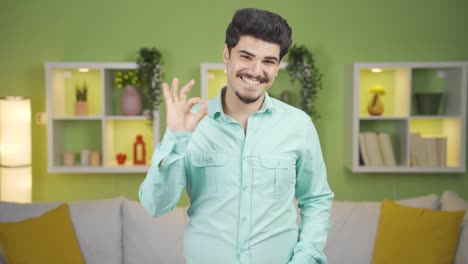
[323,194,439,264]
[0,197,124,264]
[121,199,187,264]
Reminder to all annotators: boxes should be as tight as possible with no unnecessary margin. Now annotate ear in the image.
[222,44,230,64]
[274,60,282,76]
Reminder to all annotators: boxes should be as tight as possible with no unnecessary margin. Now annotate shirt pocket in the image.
[190,152,229,194]
[253,155,296,199]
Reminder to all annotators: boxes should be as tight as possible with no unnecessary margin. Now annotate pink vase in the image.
[120,85,142,115]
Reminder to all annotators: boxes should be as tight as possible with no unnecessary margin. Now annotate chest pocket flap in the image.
[259,155,295,169]
[191,153,228,167]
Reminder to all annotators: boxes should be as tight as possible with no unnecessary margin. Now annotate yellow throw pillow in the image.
[0,203,84,264]
[372,199,465,264]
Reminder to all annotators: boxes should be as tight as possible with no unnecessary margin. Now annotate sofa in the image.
[0,191,466,264]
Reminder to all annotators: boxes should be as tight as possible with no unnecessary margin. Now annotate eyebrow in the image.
[239,50,279,62]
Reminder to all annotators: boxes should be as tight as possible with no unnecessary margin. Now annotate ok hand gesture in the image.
[162,78,208,132]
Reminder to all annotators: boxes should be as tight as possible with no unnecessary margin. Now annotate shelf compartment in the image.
[409,118,462,168]
[358,119,408,167]
[358,68,410,118]
[411,67,464,116]
[50,67,103,117]
[103,67,142,116]
[52,120,102,167]
[104,119,154,168]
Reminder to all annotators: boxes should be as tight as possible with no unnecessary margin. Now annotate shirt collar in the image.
[208,86,276,119]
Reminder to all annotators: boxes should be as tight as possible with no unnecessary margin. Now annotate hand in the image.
[162,78,208,132]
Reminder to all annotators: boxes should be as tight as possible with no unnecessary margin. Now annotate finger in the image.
[162,83,172,104]
[194,101,208,122]
[171,78,179,101]
[179,79,195,102]
[185,97,206,114]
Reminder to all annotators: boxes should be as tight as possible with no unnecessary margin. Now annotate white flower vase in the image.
[120,85,142,115]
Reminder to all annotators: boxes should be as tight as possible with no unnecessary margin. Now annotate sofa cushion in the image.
[67,197,124,264]
[0,204,85,264]
[122,199,187,264]
[372,200,464,264]
[0,200,61,264]
[440,191,468,264]
[0,197,124,264]
[324,194,439,264]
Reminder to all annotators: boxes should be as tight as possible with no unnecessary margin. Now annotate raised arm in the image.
[139,78,207,217]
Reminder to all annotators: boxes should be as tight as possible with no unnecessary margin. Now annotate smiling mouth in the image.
[238,74,267,85]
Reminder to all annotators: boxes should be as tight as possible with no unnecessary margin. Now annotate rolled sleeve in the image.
[139,128,192,217]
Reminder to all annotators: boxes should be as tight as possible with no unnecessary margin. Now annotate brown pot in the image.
[90,151,101,166]
[75,101,88,116]
[367,94,384,116]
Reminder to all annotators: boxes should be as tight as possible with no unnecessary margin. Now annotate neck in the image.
[222,87,265,129]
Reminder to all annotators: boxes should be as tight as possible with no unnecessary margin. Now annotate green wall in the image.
[1,0,467,203]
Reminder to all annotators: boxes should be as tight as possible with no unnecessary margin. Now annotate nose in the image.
[247,61,262,77]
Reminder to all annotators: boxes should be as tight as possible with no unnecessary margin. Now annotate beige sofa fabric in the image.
[440,191,468,264]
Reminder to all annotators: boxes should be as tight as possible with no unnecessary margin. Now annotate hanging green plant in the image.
[286,44,323,120]
[137,47,164,123]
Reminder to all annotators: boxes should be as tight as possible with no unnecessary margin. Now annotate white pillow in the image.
[324,194,439,264]
[440,191,468,264]
[122,199,188,264]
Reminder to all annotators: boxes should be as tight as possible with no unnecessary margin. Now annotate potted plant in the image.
[136,47,164,123]
[286,44,323,121]
[74,82,88,115]
[114,69,142,115]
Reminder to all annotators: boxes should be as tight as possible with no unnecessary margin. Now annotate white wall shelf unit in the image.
[345,61,467,173]
[45,62,159,173]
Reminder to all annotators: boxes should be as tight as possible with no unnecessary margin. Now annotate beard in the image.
[234,90,261,104]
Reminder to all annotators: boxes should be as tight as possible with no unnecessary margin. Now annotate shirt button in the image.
[206,157,213,163]
[242,186,248,191]
[242,217,247,222]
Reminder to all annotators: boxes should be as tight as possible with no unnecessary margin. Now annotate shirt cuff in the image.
[151,128,192,165]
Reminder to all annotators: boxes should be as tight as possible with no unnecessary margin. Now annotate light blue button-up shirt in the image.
[139,88,334,264]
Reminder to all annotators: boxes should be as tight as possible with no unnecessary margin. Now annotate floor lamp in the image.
[0,97,32,202]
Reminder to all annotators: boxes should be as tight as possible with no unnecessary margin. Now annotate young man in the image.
[139,8,334,264]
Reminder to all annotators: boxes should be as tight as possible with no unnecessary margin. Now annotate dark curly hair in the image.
[225,8,292,60]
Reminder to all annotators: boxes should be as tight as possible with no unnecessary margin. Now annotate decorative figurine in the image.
[133,135,146,165]
[116,153,127,165]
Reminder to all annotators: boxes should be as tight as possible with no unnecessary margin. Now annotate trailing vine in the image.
[286,44,323,120]
[137,47,164,124]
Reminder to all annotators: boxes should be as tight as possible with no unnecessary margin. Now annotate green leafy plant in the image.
[137,47,164,122]
[286,44,323,120]
[75,82,88,102]
[114,69,140,88]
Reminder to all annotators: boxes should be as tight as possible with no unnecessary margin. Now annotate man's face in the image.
[223,35,281,104]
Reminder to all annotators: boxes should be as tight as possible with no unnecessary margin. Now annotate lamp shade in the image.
[0,97,31,166]
[0,167,32,202]
[0,97,32,202]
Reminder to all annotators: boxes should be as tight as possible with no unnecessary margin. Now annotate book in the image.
[362,132,384,166]
[435,137,447,167]
[377,133,396,166]
[424,137,438,167]
[359,133,370,166]
[409,133,422,167]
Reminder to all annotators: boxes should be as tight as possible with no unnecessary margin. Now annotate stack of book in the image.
[409,133,447,167]
[359,132,397,166]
